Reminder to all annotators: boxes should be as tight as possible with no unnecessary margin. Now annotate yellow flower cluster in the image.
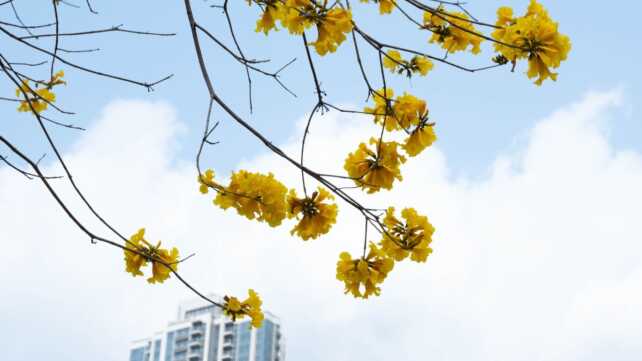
[199,169,339,240]
[360,0,396,15]
[15,70,65,114]
[198,169,219,194]
[336,207,433,298]
[223,289,265,328]
[248,0,353,56]
[287,187,338,240]
[380,207,434,262]
[383,50,434,77]
[346,88,436,193]
[123,228,180,284]
[404,122,436,157]
[491,0,571,85]
[336,243,394,298]
[392,92,429,131]
[213,170,289,227]
[344,137,406,193]
[364,89,429,132]
[423,8,483,54]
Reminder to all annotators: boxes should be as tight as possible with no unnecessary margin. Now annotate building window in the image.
[129,347,145,361]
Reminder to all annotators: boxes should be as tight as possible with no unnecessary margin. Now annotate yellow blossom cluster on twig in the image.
[123,228,180,284]
[249,0,354,55]
[336,207,434,298]
[223,289,265,328]
[383,50,434,78]
[15,70,65,114]
[423,8,483,55]
[344,88,435,193]
[491,1,571,85]
[198,169,338,240]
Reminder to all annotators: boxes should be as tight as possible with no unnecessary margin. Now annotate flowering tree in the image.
[0,0,570,328]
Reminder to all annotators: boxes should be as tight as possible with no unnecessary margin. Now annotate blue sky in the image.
[2,1,642,361]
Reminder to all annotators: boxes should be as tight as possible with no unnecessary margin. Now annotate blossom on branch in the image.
[383,50,434,77]
[336,243,395,298]
[223,289,265,328]
[213,170,289,227]
[491,0,571,85]
[15,70,65,114]
[123,228,180,284]
[380,207,434,262]
[423,8,483,54]
[344,138,406,193]
[287,187,338,240]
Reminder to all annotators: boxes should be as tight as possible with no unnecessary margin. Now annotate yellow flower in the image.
[495,6,514,26]
[15,70,65,114]
[403,123,437,157]
[383,52,433,77]
[423,8,483,54]
[214,170,289,227]
[344,138,406,193]
[287,187,338,240]
[336,243,394,298]
[123,228,180,284]
[148,246,180,284]
[312,8,353,56]
[277,0,353,56]
[223,289,265,328]
[280,0,313,35]
[411,56,434,76]
[383,50,403,72]
[124,228,147,277]
[360,0,396,15]
[492,0,571,85]
[251,0,284,34]
[392,92,427,130]
[365,89,428,132]
[380,207,434,262]
[226,296,242,312]
[198,169,217,194]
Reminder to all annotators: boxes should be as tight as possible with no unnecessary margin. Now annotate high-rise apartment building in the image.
[128,295,285,361]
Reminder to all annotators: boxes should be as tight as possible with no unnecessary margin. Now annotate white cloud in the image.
[1,90,641,361]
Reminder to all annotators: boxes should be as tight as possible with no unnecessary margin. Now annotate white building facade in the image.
[128,296,285,361]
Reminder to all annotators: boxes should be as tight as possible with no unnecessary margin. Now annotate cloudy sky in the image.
[1,1,642,361]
